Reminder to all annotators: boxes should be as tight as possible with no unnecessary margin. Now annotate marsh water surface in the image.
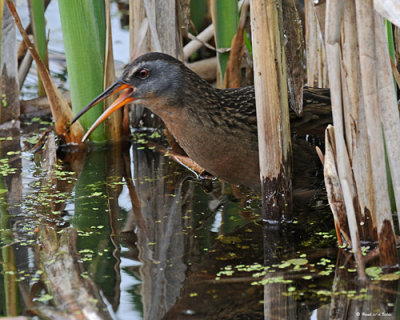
[1,124,399,319]
[1,1,400,319]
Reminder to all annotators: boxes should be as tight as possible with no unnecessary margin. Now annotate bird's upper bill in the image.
[71,81,136,142]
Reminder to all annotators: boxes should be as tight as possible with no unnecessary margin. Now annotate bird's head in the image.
[71,52,186,142]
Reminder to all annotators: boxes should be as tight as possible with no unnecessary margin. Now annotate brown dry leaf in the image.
[390,56,400,88]
[7,0,84,144]
[223,1,249,89]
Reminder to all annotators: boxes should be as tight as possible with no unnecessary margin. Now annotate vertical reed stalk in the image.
[282,0,304,115]
[250,0,292,221]
[190,0,208,33]
[1,0,19,124]
[355,0,398,267]
[305,0,328,88]
[324,0,366,277]
[0,176,18,315]
[385,20,395,62]
[374,14,400,237]
[58,0,106,141]
[342,0,375,241]
[212,0,238,85]
[323,0,399,269]
[129,0,149,129]
[129,0,148,61]
[129,0,183,129]
[395,26,400,67]
[103,0,121,141]
[385,20,397,95]
[0,0,4,61]
[29,0,47,97]
[7,0,85,142]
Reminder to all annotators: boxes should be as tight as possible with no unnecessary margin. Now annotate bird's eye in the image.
[137,69,149,79]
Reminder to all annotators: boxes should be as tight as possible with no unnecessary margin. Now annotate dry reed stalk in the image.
[264,276,296,319]
[390,57,400,86]
[18,47,33,88]
[341,180,366,279]
[155,0,183,57]
[325,0,359,225]
[325,126,366,278]
[187,57,217,82]
[375,13,400,228]
[7,0,84,142]
[143,0,162,52]
[325,0,367,273]
[305,0,328,88]
[40,227,113,319]
[250,0,292,221]
[324,0,399,268]
[128,0,149,129]
[395,26,400,67]
[374,0,400,28]
[183,24,215,60]
[323,126,351,245]
[129,0,150,60]
[129,0,184,132]
[104,0,122,141]
[223,0,249,88]
[342,0,376,242]
[282,0,304,116]
[0,0,20,125]
[355,0,398,267]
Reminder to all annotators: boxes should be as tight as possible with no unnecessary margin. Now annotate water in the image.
[1,125,399,319]
[2,1,400,319]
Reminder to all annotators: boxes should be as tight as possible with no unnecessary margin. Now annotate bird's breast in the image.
[157,107,260,189]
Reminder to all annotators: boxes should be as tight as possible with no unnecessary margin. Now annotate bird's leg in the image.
[163,129,187,156]
[146,141,212,179]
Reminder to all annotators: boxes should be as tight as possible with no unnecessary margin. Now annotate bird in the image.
[71,52,330,191]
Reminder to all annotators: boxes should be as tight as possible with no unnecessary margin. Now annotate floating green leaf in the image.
[37,294,53,302]
[216,235,242,244]
[366,266,382,279]
[288,258,308,266]
[379,273,400,281]
[278,258,308,269]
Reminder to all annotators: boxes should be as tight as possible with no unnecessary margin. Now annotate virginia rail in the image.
[71,52,330,190]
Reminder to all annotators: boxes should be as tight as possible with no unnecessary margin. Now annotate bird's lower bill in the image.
[75,82,136,142]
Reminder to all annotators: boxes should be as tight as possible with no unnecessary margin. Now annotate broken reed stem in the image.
[341,180,366,280]
[323,0,399,268]
[325,0,360,233]
[323,126,351,245]
[342,0,376,241]
[324,0,367,271]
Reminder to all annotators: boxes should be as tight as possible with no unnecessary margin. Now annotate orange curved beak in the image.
[71,82,136,142]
